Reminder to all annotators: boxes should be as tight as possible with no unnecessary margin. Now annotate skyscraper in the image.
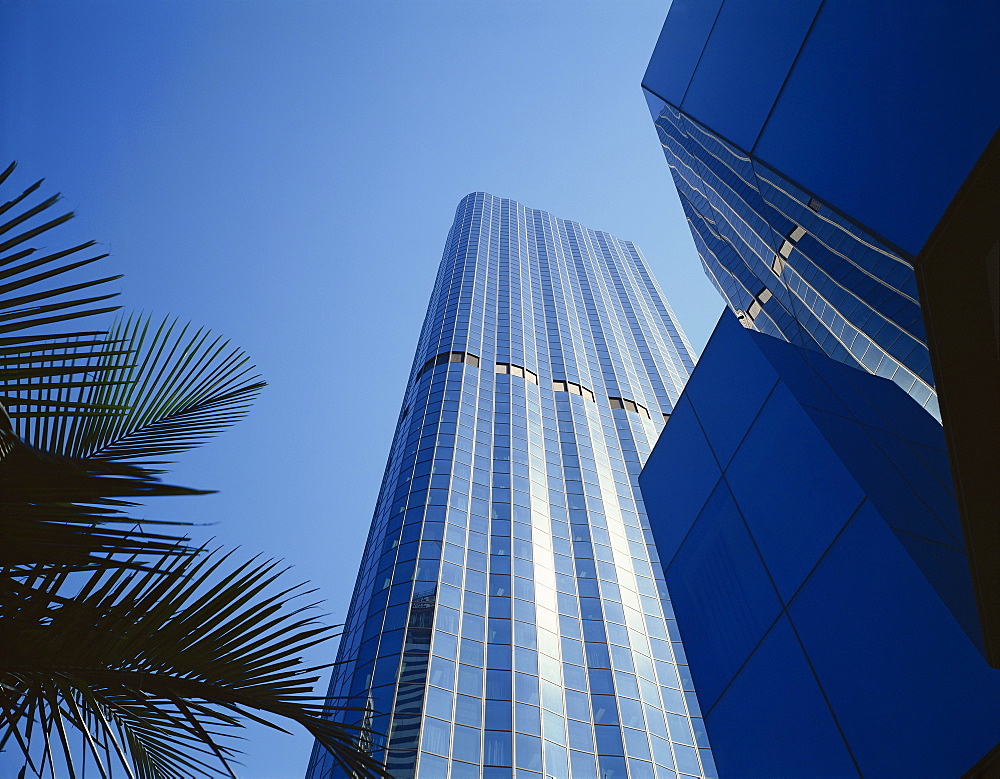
[641,0,998,408]
[641,0,999,665]
[307,193,715,779]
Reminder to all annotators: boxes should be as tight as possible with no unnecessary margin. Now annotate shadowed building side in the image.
[639,316,1000,778]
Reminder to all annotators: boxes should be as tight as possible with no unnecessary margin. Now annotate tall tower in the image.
[307,193,715,779]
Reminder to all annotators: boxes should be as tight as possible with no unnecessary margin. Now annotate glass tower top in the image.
[307,193,715,779]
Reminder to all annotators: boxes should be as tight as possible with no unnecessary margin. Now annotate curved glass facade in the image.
[644,97,937,417]
[306,193,715,779]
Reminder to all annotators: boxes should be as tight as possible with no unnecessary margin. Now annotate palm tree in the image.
[0,162,385,777]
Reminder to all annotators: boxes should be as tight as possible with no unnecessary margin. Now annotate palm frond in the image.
[0,162,379,776]
[11,313,265,464]
[0,406,204,570]
[0,162,121,345]
[0,161,127,431]
[0,549,388,778]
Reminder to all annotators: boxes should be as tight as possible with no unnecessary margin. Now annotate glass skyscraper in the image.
[635,0,1000,419]
[306,192,715,779]
[640,0,999,670]
[643,100,937,416]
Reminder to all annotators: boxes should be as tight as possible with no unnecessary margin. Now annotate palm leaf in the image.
[0,384,202,572]
[0,161,128,430]
[3,311,265,570]
[0,161,121,355]
[13,313,265,464]
[0,549,389,778]
[0,162,381,776]
[0,437,204,570]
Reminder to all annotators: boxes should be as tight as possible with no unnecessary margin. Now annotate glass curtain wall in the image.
[644,96,937,417]
[306,193,714,779]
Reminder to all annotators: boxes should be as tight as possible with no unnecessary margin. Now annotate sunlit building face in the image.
[307,192,715,779]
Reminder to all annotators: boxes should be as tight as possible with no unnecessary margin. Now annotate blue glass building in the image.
[642,0,1000,667]
[639,317,1000,777]
[642,98,937,414]
[307,193,715,779]
[641,0,998,409]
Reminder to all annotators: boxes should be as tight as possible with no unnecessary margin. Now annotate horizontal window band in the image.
[414,357,662,422]
[417,350,481,377]
[608,396,652,420]
[552,379,595,403]
[495,362,539,385]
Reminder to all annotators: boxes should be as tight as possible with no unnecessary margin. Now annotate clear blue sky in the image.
[1,1,722,775]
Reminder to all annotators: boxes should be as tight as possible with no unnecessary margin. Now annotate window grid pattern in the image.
[307,193,714,779]
[647,99,938,417]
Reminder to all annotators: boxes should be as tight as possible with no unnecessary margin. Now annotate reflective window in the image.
[310,194,711,779]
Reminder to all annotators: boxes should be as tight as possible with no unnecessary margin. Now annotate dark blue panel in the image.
[749,330,854,418]
[707,616,859,778]
[639,394,721,564]
[686,315,780,468]
[789,502,1000,777]
[755,0,1000,255]
[796,344,943,442]
[665,480,783,712]
[863,426,960,543]
[681,0,822,150]
[891,529,983,654]
[805,408,958,547]
[789,351,894,431]
[725,382,865,601]
[642,0,724,106]
[908,439,957,498]
[908,440,964,542]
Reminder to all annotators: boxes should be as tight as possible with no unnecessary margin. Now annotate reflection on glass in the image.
[647,99,936,415]
[306,194,714,778]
